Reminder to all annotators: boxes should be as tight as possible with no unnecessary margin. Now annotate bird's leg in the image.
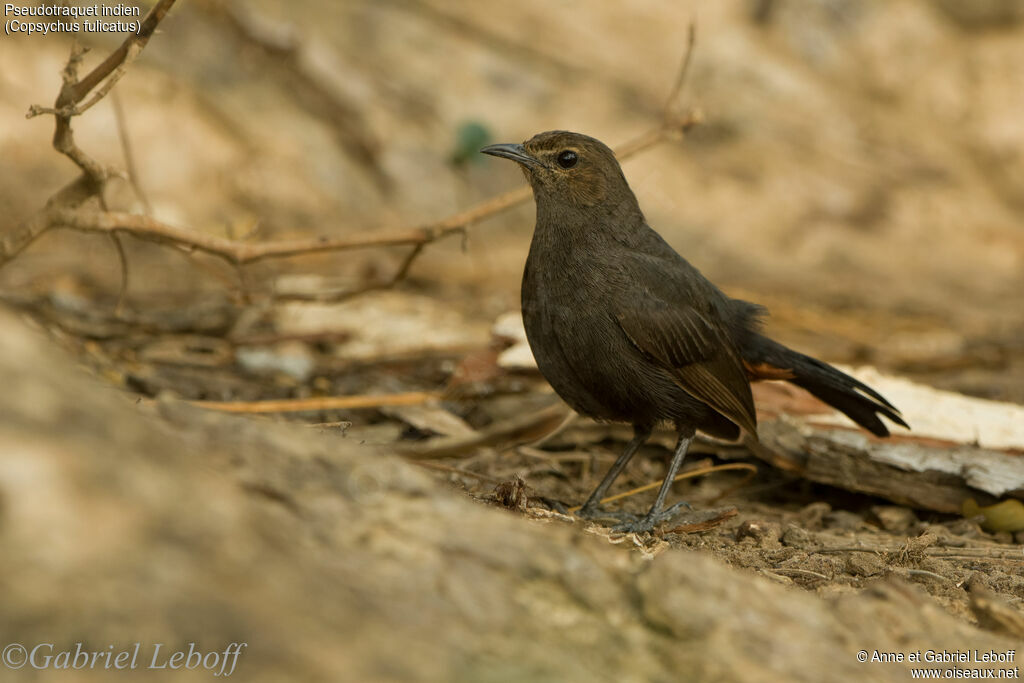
[575,424,652,522]
[612,427,695,534]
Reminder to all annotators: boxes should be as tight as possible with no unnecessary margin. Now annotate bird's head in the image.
[481,131,633,210]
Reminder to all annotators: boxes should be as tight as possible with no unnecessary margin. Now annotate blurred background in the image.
[1,0,1023,397]
[3,3,1024,679]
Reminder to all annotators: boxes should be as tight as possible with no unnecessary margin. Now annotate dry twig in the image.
[111,89,152,215]
[25,0,178,185]
[8,0,178,308]
[403,402,570,459]
[812,545,1023,560]
[1,112,698,271]
[770,567,829,581]
[190,391,439,414]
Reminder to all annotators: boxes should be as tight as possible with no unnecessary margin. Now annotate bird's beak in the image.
[480,143,542,169]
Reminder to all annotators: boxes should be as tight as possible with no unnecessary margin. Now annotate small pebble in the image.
[736,519,782,548]
[781,524,814,548]
[870,505,918,533]
[846,553,886,577]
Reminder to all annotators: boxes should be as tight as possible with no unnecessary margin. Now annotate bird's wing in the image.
[614,298,758,437]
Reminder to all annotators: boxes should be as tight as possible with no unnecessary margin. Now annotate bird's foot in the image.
[611,501,693,534]
[574,504,642,525]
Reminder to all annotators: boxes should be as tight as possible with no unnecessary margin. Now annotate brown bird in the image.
[482,131,907,533]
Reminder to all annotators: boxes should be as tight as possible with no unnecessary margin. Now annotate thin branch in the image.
[45,42,109,185]
[0,207,457,268]
[64,41,144,119]
[663,507,738,534]
[110,231,130,315]
[190,391,440,414]
[25,0,178,188]
[273,242,427,303]
[811,546,1023,560]
[94,169,130,315]
[662,22,697,120]
[403,403,570,459]
[904,569,949,582]
[1,110,700,272]
[5,2,178,328]
[68,0,177,105]
[112,89,152,215]
[770,567,829,581]
[616,110,703,157]
[304,421,352,430]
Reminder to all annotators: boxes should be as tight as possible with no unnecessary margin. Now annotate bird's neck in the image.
[532,190,645,251]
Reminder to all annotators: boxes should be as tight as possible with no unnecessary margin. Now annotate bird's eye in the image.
[557,150,578,169]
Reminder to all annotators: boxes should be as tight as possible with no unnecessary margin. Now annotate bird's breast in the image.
[520,248,665,421]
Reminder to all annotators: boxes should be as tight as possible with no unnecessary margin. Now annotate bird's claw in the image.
[665,500,693,514]
[610,501,692,534]
[574,505,642,525]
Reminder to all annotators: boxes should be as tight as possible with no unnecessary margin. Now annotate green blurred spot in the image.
[450,121,492,167]
[963,498,1024,533]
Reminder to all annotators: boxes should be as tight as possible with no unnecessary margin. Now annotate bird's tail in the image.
[744,335,907,437]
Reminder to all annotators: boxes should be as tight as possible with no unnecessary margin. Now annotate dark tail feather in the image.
[748,337,908,437]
